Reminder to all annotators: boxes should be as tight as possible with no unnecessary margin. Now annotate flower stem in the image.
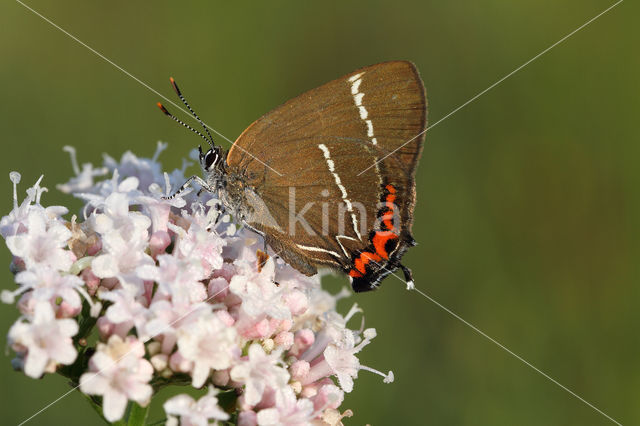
[126,402,150,426]
[112,401,150,426]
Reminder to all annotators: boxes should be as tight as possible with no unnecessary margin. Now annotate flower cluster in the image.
[0,143,392,424]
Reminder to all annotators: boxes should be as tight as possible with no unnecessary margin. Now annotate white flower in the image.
[8,302,78,378]
[74,170,142,219]
[56,146,108,194]
[1,145,378,424]
[102,143,167,194]
[99,289,148,336]
[141,300,210,354]
[1,172,36,238]
[230,343,290,406]
[294,287,350,331]
[93,192,151,243]
[171,206,226,274]
[164,386,229,426]
[137,194,174,233]
[137,254,207,305]
[2,265,101,316]
[91,232,154,294]
[304,328,393,393]
[176,311,238,387]
[79,335,153,422]
[257,387,315,426]
[230,257,290,320]
[323,331,362,393]
[300,303,361,362]
[12,267,83,305]
[5,209,73,271]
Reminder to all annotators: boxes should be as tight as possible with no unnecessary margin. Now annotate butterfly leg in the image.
[163,175,214,200]
[242,221,267,250]
[243,222,280,285]
[399,264,415,290]
[212,201,226,225]
[242,221,282,264]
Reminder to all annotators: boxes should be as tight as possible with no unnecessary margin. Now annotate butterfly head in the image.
[158,77,226,176]
[199,145,224,174]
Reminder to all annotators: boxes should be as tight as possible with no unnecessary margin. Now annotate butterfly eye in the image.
[203,149,217,170]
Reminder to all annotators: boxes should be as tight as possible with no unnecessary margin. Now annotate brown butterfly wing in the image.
[226,61,427,277]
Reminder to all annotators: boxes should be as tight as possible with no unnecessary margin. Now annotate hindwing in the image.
[226,61,427,291]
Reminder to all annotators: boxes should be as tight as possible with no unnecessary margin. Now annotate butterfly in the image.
[158,61,426,292]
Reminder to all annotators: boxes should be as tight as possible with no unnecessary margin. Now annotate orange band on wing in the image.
[349,184,401,278]
[354,251,383,274]
[361,251,382,263]
[349,269,364,278]
[372,231,399,259]
[382,212,395,231]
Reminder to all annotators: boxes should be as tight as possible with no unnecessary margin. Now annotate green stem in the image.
[112,401,150,426]
[126,402,150,426]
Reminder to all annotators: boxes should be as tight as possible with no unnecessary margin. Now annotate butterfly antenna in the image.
[156,102,212,146]
[169,77,215,149]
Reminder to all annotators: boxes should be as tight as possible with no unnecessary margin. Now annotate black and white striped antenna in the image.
[157,77,215,149]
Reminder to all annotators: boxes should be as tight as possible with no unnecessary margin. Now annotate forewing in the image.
[227,61,427,271]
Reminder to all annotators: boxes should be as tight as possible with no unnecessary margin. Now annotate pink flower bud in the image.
[237,410,257,426]
[301,385,318,398]
[212,369,230,386]
[278,319,293,332]
[17,292,34,316]
[212,262,235,282]
[149,230,171,257]
[236,395,253,412]
[284,289,308,316]
[56,301,81,318]
[216,309,235,327]
[314,384,344,410]
[290,329,315,356]
[169,351,193,373]
[290,359,310,381]
[81,268,100,296]
[150,354,168,371]
[274,331,294,350]
[160,334,177,354]
[268,318,282,333]
[239,318,271,339]
[100,277,119,291]
[208,277,230,301]
[10,256,25,274]
[143,280,154,305]
[96,316,114,340]
[86,238,102,256]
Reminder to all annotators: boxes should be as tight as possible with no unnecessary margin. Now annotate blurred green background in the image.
[1,0,638,424]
